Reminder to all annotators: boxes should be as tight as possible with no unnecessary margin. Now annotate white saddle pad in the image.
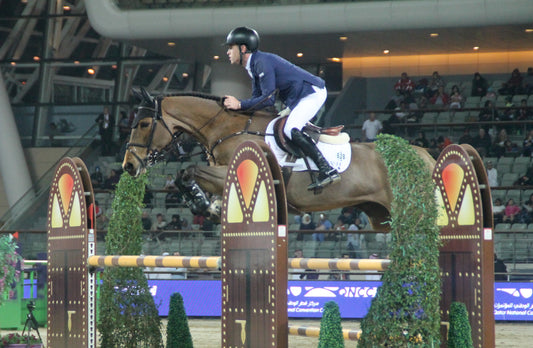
[265,117,351,173]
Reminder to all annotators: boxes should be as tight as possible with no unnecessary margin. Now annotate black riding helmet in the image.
[224,27,260,53]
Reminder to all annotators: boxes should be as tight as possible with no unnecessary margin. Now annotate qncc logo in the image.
[496,287,533,299]
[288,286,378,298]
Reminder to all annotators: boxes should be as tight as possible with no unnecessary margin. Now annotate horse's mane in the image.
[159,91,278,118]
[160,92,222,102]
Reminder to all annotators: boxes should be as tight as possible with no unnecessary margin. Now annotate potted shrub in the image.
[0,332,42,348]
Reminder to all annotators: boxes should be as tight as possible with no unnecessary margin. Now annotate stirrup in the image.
[307,170,341,190]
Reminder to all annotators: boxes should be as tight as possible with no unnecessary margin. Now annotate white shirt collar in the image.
[245,53,253,78]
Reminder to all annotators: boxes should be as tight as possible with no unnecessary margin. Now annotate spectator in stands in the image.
[437,135,452,152]
[523,130,533,156]
[471,72,489,97]
[514,166,533,186]
[413,131,429,148]
[524,67,533,95]
[118,110,131,144]
[522,193,533,224]
[427,71,445,98]
[493,198,505,224]
[499,68,524,96]
[515,99,533,121]
[503,139,520,156]
[486,161,498,187]
[141,211,152,231]
[297,213,315,241]
[472,128,492,157]
[90,166,104,189]
[95,106,114,156]
[429,86,449,107]
[362,112,382,142]
[314,213,332,242]
[164,174,176,189]
[458,128,474,146]
[503,199,521,223]
[103,169,121,190]
[414,77,429,97]
[492,129,509,157]
[494,254,507,281]
[192,214,205,229]
[337,207,355,226]
[449,85,464,109]
[152,213,167,231]
[478,100,499,131]
[165,214,182,230]
[394,72,415,103]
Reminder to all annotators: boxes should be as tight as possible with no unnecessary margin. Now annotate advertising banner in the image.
[147,280,533,321]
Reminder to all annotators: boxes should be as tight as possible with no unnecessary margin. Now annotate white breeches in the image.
[284,85,327,139]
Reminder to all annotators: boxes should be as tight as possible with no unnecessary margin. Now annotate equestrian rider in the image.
[223,26,341,190]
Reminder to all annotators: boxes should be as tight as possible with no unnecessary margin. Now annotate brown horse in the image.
[122,90,435,231]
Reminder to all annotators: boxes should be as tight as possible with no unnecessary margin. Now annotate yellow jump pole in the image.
[288,257,390,271]
[288,325,361,341]
[87,255,221,269]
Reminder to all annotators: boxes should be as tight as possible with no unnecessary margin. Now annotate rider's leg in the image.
[284,85,340,189]
[283,85,327,139]
[290,128,340,189]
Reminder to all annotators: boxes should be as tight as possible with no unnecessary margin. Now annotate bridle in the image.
[126,93,276,168]
[126,98,178,170]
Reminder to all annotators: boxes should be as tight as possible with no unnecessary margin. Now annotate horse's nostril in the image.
[124,162,133,173]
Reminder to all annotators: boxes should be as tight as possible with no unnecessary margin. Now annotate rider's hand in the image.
[224,95,241,110]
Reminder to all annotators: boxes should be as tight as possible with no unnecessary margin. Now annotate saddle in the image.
[273,116,348,157]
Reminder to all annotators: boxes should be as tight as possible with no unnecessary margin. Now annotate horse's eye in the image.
[140,121,150,128]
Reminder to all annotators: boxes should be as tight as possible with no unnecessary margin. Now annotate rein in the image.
[127,92,278,166]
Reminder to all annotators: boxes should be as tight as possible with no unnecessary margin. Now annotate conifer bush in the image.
[358,134,441,347]
[447,302,473,348]
[98,172,163,348]
[318,301,344,348]
[167,292,193,348]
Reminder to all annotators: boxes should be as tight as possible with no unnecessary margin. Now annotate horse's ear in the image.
[140,87,154,105]
[132,88,143,102]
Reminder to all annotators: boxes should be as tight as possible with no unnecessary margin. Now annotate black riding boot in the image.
[290,128,341,190]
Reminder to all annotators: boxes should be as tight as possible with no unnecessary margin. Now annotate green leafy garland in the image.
[97,172,163,348]
[0,234,21,307]
[358,134,441,347]
[318,301,344,348]
[166,292,194,348]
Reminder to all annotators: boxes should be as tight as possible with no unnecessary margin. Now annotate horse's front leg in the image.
[177,164,228,218]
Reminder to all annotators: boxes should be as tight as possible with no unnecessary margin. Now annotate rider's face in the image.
[227,45,241,65]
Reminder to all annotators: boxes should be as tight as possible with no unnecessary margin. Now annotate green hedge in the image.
[98,172,163,348]
[358,134,441,347]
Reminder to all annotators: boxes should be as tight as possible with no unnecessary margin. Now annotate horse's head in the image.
[122,88,175,176]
